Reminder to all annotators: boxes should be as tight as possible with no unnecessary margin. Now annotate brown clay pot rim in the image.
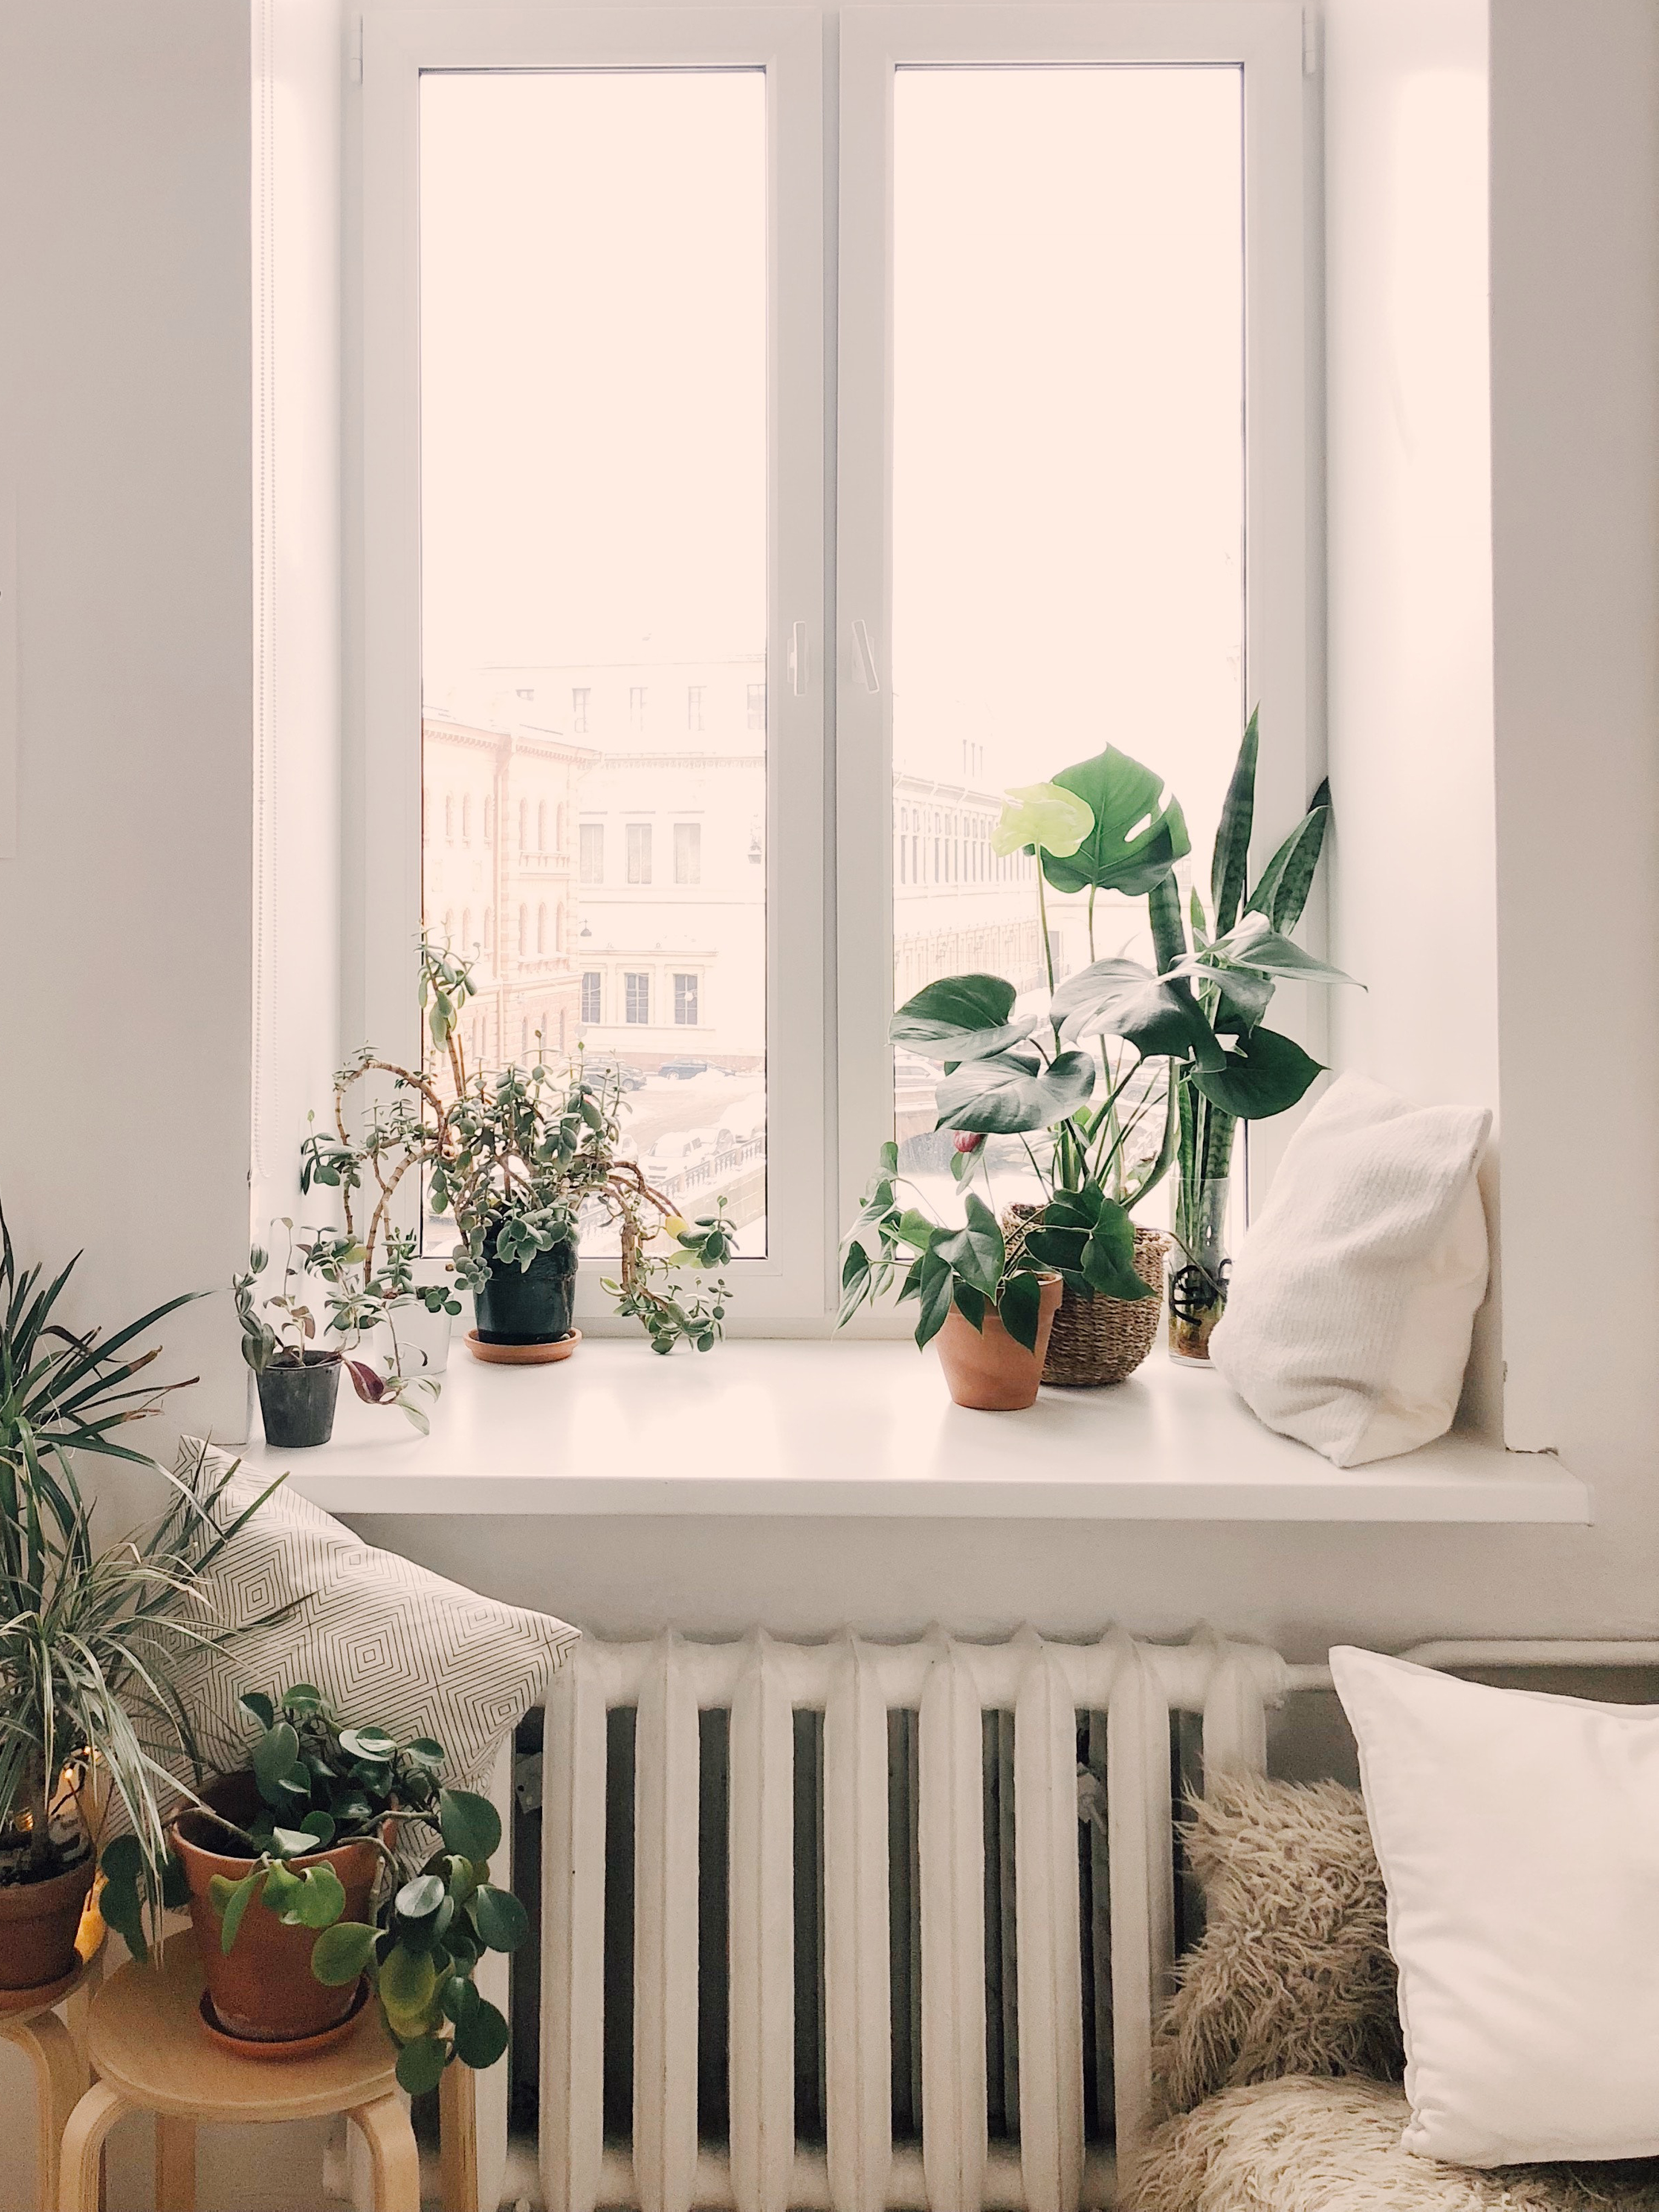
[0,1854,95,1911]
[170,1807,390,1876]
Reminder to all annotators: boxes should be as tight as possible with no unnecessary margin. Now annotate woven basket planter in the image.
[1003,1205,1170,1387]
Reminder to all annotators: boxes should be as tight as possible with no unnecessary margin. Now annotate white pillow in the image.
[1207,1073,1491,1465]
[165,1442,579,1796]
[1332,1645,1659,2166]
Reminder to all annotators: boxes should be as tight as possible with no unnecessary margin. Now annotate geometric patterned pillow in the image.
[162,1441,579,1802]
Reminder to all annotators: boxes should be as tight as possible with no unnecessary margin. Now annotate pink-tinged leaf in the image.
[346,1359,387,1403]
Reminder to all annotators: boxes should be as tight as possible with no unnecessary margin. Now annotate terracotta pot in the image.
[934,1275,1063,1410]
[0,1853,94,1993]
[170,1774,384,2043]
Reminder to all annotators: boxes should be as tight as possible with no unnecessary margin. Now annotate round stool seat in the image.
[87,1930,398,2122]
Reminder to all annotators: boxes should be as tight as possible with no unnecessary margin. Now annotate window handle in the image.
[852,619,881,694]
[787,620,808,697]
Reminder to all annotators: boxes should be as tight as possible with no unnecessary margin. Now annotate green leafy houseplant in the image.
[183,1690,524,2091]
[0,1214,287,1979]
[298,939,735,1357]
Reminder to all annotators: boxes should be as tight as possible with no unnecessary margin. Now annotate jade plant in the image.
[298,939,735,1354]
[199,1689,524,2092]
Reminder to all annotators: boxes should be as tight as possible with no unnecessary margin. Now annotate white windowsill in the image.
[250,1340,1592,1523]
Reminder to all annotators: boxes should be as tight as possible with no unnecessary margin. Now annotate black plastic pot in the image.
[255,1352,341,1448]
[473,1235,578,1346]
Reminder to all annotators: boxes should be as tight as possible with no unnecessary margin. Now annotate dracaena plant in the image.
[182,1690,525,2094]
[298,939,733,1356]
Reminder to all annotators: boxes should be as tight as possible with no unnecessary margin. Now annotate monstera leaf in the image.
[1189,1026,1323,1120]
[1049,958,1224,1071]
[1038,747,1191,898]
[991,781,1094,860]
[890,973,1038,1063]
[934,1048,1096,1134]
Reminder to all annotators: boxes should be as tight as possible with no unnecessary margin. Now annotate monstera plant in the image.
[842,719,1354,1380]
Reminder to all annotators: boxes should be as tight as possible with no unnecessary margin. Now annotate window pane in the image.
[891,67,1245,1212]
[420,69,769,1260]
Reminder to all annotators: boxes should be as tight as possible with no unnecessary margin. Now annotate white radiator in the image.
[537,1627,1291,2212]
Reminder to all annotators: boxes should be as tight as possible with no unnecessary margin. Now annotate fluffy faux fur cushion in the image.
[1125,2077,1659,2211]
[1153,1770,1403,2117]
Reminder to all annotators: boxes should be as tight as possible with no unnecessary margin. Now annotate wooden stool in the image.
[58,1930,478,2212]
[1,1949,98,2212]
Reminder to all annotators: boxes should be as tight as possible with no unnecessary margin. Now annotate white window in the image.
[537,800,548,853]
[537,902,548,955]
[362,1,1302,1324]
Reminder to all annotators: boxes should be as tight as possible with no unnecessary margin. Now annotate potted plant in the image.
[301,940,735,1362]
[0,1216,284,1990]
[369,1228,461,1380]
[840,1175,1063,1409]
[160,1687,524,2089]
[234,1221,442,1447]
[1036,716,1355,1360]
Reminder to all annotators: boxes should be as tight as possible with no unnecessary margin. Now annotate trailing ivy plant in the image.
[193,1689,526,2092]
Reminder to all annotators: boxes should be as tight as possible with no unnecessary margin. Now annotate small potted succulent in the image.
[0,1216,283,1991]
[234,1221,441,1447]
[155,1688,523,2087]
[302,940,736,1363]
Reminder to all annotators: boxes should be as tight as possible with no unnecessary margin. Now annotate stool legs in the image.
[438,2059,479,2212]
[155,2115,196,2211]
[351,2092,420,2212]
[3,2008,87,2212]
[58,2081,128,2212]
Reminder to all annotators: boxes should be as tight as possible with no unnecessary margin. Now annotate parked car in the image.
[656,1058,710,1080]
[579,1054,646,1092]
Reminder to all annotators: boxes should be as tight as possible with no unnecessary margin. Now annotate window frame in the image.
[359,4,830,1323]
[835,0,1315,1227]
[357,0,1310,1333]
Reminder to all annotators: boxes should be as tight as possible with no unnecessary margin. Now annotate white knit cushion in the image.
[166,1442,578,1796]
[1207,1074,1491,1466]
[1332,1646,1659,2167]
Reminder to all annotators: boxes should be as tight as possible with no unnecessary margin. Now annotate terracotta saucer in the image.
[465,1328,582,1367]
[0,1955,88,2015]
[198,1975,371,2060]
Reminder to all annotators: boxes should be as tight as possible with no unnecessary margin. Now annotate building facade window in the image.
[518,798,528,851]
[444,795,454,839]
[517,904,527,955]
[673,972,699,1026]
[746,680,765,731]
[627,822,652,885]
[571,686,589,732]
[624,971,651,1025]
[629,686,647,732]
[461,796,472,841]
[687,685,704,731]
[580,970,601,1023]
[537,902,548,953]
[537,800,548,852]
[673,821,701,886]
[580,822,604,883]
[483,906,494,953]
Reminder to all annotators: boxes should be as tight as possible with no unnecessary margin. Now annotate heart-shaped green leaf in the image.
[890,973,1036,1063]
[996,1268,1043,1353]
[991,781,1094,860]
[935,1048,1094,1135]
[912,1248,954,1352]
[438,1789,501,1864]
[312,1920,379,1987]
[1190,1026,1323,1120]
[1040,748,1191,897]
[930,1194,1005,1300]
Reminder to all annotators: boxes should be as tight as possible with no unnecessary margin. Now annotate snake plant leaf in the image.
[890,973,1037,1063]
[990,781,1094,860]
[1190,1026,1324,1120]
[931,1195,1005,1301]
[1049,958,1226,1071]
[1039,747,1192,897]
[935,1048,1095,1135]
[996,1268,1043,1353]
[912,1248,955,1350]
[1246,779,1331,932]
[1210,708,1260,935]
